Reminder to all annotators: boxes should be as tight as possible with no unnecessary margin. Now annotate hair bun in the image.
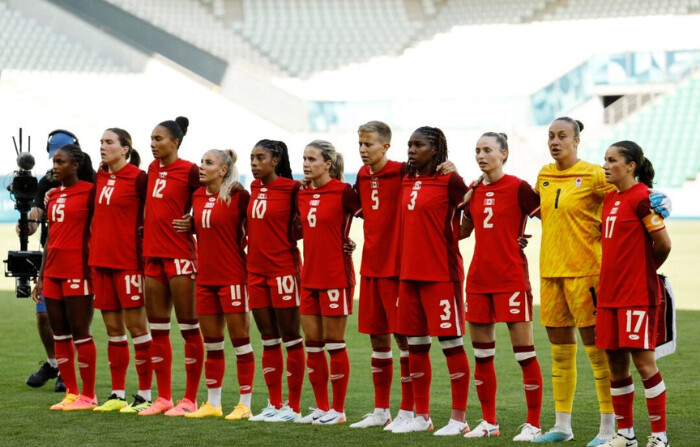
[225,149,237,163]
[499,132,508,141]
[175,116,189,135]
[575,120,584,132]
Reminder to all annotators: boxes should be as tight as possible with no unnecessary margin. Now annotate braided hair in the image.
[254,139,293,179]
[57,144,95,183]
[408,126,448,176]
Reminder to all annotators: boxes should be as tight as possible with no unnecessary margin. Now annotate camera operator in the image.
[22,130,79,392]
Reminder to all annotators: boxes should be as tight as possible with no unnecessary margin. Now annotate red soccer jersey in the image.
[298,179,361,289]
[355,160,406,278]
[400,172,468,282]
[45,181,95,279]
[466,175,540,294]
[192,188,249,285]
[89,164,147,270]
[599,182,664,308]
[247,177,302,276]
[143,158,199,259]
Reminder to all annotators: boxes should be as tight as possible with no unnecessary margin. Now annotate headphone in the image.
[46,129,80,153]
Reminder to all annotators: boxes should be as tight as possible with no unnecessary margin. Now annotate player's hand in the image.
[32,279,42,303]
[172,214,193,232]
[228,181,244,193]
[649,189,672,219]
[343,238,357,255]
[44,188,56,207]
[437,160,457,175]
[518,234,532,249]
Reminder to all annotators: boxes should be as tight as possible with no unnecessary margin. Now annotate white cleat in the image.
[513,423,542,441]
[266,404,300,422]
[433,418,469,436]
[313,409,346,425]
[294,407,327,424]
[599,433,638,447]
[249,401,279,421]
[392,416,434,433]
[384,411,413,432]
[350,408,391,428]
[464,419,500,438]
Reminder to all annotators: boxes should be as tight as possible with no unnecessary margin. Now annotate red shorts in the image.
[248,272,301,309]
[396,280,464,337]
[596,306,659,351]
[196,283,249,315]
[145,257,197,283]
[466,290,533,324]
[92,267,145,311]
[300,287,353,317]
[43,277,92,300]
[358,276,399,335]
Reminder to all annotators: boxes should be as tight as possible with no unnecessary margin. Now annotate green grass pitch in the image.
[1,294,699,447]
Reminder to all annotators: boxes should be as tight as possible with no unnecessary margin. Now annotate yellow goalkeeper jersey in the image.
[536,160,615,278]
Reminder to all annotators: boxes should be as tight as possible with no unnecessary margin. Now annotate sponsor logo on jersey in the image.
[412,181,422,190]
[282,295,292,301]
[208,197,216,202]
[261,187,268,192]
[542,181,549,187]
[232,301,242,306]
[440,322,452,329]
[313,194,320,199]
[575,177,582,187]
[329,303,339,309]
[131,295,140,301]
[629,334,640,340]
[110,175,116,180]
[510,308,520,314]
[485,191,495,197]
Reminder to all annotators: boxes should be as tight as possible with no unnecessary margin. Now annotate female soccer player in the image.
[177,149,255,420]
[533,117,616,445]
[597,141,671,447]
[33,144,97,411]
[138,117,204,417]
[295,140,361,425]
[90,128,153,414]
[247,140,306,422]
[394,126,471,436]
[460,132,543,441]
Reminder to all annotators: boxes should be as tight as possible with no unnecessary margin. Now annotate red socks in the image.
[284,336,305,413]
[611,376,635,429]
[132,333,153,392]
[473,341,497,423]
[74,335,96,398]
[204,336,225,389]
[441,339,469,413]
[515,345,543,427]
[54,334,78,395]
[305,340,329,411]
[107,335,129,392]
[371,347,393,409]
[232,337,255,399]
[262,336,284,408]
[408,340,432,416]
[399,351,414,412]
[643,371,667,433]
[180,320,204,403]
[327,340,349,413]
[149,318,172,401]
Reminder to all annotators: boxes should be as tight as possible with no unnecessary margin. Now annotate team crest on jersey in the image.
[371,181,378,189]
[575,177,582,187]
[107,179,116,186]
[412,181,422,190]
[610,207,618,215]
[484,198,495,206]
[205,202,215,209]
[310,200,320,206]
[159,172,167,178]
[257,193,267,199]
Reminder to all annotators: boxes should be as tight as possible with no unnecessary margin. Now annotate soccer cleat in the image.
[513,423,542,441]
[645,435,669,447]
[249,401,279,421]
[313,409,346,425]
[93,394,127,412]
[532,427,575,443]
[295,408,327,424]
[120,395,151,414]
[55,374,66,393]
[434,418,469,436]
[138,397,173,416]
[392,416,434,433]
[464,419,500,438]
[50,393,78,411]
[185,402,223,418]
[164,398,197,416]
[350,409,391,428]
[266,404,301,422]
[63,394,98,411]
[588,433,615,446]
[599,433,638,447]
[385,411,413,431]
[26,361,58,388]
[225,402,252,420]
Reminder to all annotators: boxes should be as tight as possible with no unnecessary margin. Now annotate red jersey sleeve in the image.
[517,180,541,217]
[448,173,469,206]
[342,184,362,216]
